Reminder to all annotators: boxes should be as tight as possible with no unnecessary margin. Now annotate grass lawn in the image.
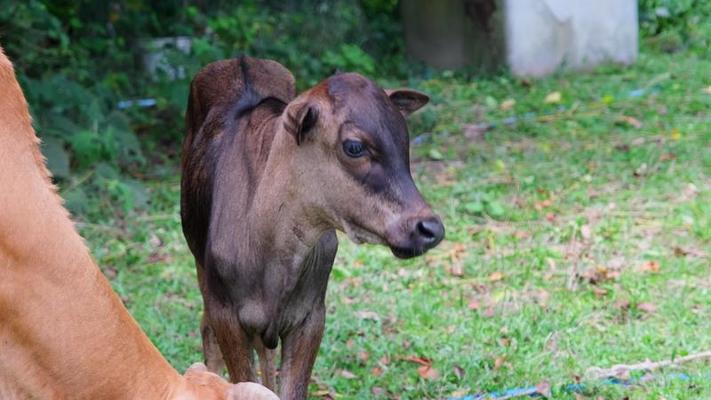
[73,44,710,399]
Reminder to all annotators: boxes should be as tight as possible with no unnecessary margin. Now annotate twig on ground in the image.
[586,351,711,380]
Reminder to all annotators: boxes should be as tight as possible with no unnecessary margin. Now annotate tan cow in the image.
[0,46,278,400]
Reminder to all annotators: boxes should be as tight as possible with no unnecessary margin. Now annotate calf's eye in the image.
[343,140,367,158]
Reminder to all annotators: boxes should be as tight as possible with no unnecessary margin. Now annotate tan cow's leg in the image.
[279,307,325,400]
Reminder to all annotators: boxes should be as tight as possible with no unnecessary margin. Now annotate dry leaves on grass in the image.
[339,369,357,379]
[583,265,621,284]
[535,381,552,397]
[493,356,506,370]
[636,302,657,314]
[620,115,642,128]
[462,123,489,142]
[355,310,381,321]
[673,246,707,258]
[417,365,440,380]
[401,356,440,380]
[671,128,682,141]
[544,91,562,104]
[489,271,505,282]
[500,98,516,111]
[638,260,661,273]
[448,243,468,277]
[311,389,333,398]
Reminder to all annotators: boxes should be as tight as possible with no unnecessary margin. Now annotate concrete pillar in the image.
[401,0,638,77]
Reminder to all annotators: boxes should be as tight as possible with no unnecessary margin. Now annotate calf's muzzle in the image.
[386,212,445,259]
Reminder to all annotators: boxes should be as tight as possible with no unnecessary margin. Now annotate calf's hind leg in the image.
[254,339,277,391]
[200,312,226,374]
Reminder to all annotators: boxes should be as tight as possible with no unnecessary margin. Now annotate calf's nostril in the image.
[416,220,436,240]
[415,218,444,247]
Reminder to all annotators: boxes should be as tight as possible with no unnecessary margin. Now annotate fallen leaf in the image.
[467,299,481,310]
[584,265,620,284]
[615,299,631,310]
[339,369,357,379]
[634,163,649,177]
[621,115,642,128]
[494,356,506,370]
[379,355,390,366]
[355,310,381,321]
[489,271,504,282]
[483,307,496,318]
[638,260,660,273]
[371,387,385,396]
[402,355,431,367]
[637,302,657,314]
[534,198,553,210]
[659,152,676,161]
[673,246,706,258]
[500,98,516,111]
[463,123,489,142]
[544,91,562,104]
[312,389,332,397]
[357,351,369,364]
[580,224,592,240]
[428,148,445,160]
[449,262,464,277]
[371,367,383,377]
[535,380,552,397]
[671,128,682,141]
[703,86,711,94]
[453,364,465,379]
[417,365,440,380]
[148,233,162,247]
[514,230,530,239]
[593,287,608,298]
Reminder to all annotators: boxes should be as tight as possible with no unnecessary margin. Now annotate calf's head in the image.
[281,73,444,258]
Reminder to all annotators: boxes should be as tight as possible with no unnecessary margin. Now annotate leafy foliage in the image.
[638,0,711,52]
[0,0,408,215]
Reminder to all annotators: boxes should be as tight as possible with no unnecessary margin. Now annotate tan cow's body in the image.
[0,47,277,400]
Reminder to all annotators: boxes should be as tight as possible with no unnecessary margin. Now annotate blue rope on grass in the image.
[448,373,700,400]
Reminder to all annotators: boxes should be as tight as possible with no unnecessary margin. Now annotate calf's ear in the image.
[385,89,430,116]
[284,102,319,145]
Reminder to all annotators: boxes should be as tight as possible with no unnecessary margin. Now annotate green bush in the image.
[0,0,410,216]
[638,0,711,49]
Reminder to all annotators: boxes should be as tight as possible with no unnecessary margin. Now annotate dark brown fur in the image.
[181,56,444,399]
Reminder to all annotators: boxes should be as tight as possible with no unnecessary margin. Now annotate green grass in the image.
[73,43,711,399]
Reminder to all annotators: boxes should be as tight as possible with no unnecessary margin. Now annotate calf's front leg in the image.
[278,306,326,400]
[209,313,257,383]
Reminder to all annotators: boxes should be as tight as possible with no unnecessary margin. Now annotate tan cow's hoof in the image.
[228,382,279,400]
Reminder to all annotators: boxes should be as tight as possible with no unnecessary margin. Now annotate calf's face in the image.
[283,73,444,258]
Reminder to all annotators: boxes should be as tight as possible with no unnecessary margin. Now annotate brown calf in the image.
[0,46,277,400]
[181,56,444,399]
